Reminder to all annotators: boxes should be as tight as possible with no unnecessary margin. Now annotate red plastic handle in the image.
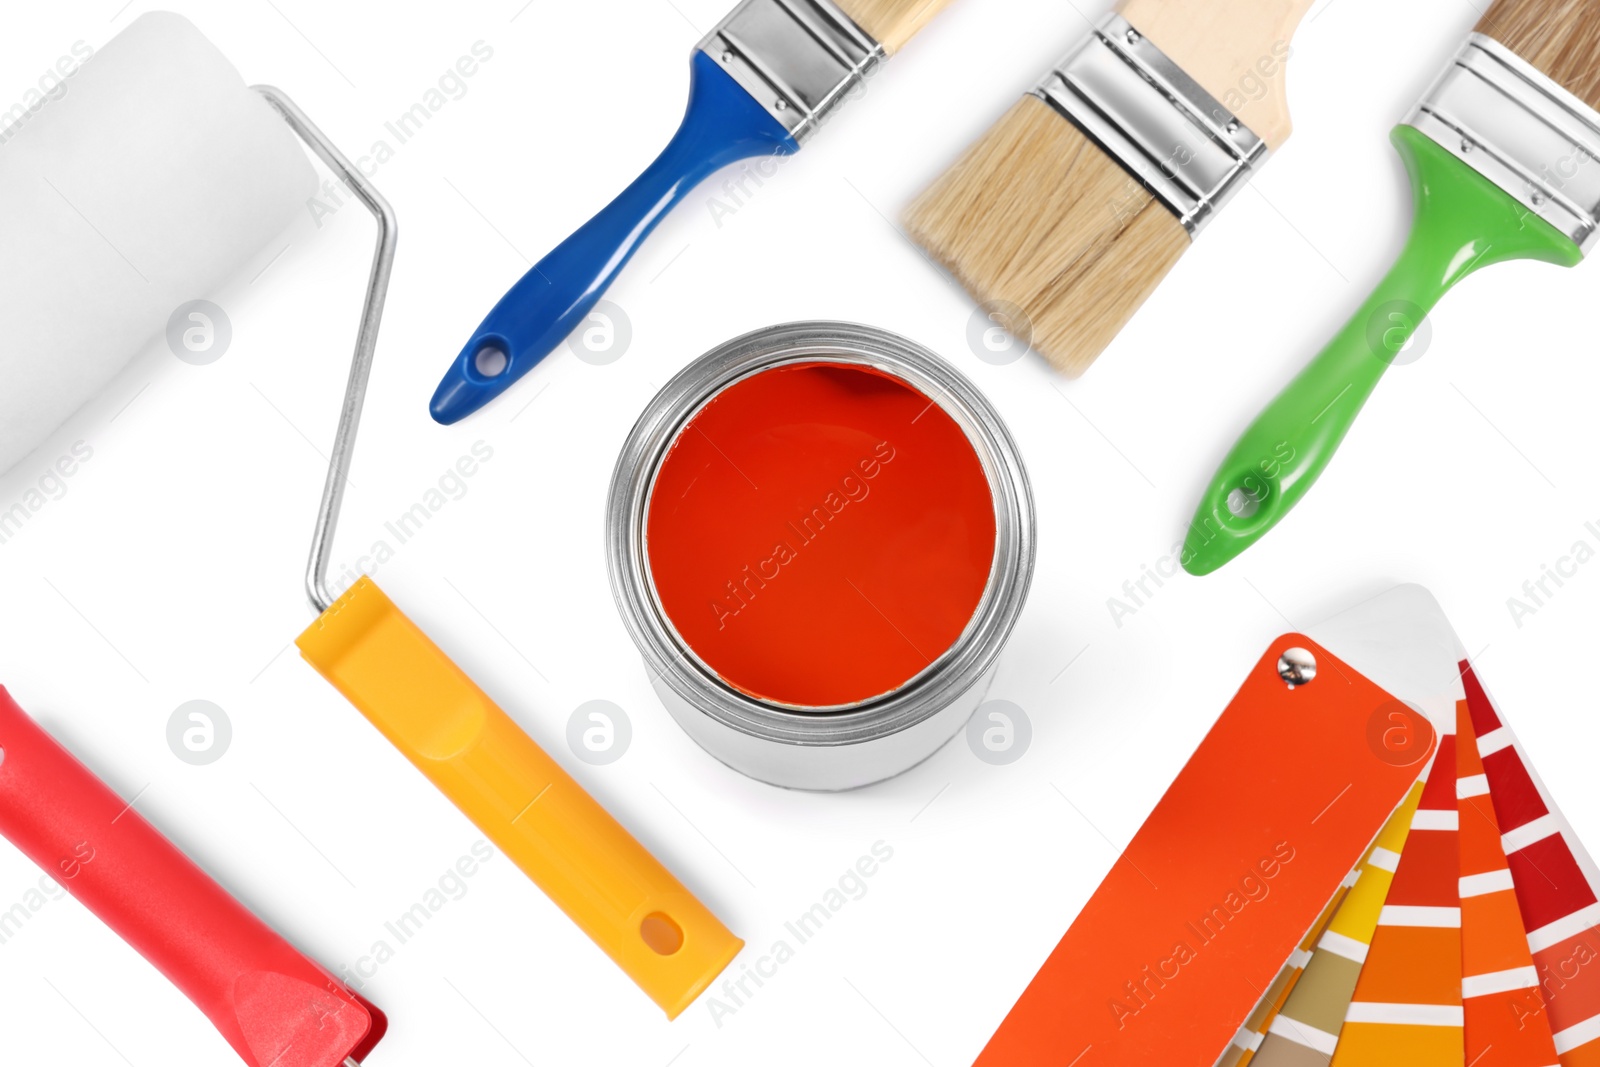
[0,688,385,1067]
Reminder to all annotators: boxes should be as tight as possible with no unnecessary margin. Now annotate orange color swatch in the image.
[1333,725,1464,1066]
[974,637,1435,1066]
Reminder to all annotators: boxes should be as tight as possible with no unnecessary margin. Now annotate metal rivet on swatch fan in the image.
[1277,647,1317,688]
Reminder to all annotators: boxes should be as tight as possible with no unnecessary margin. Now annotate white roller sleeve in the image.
[0,11,315,474]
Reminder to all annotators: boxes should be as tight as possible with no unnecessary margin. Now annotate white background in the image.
[2,0,1598,1064]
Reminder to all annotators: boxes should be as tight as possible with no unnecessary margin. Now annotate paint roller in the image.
[0,14,380,1066]
[0,12,313,476]
[2,10,742,1023]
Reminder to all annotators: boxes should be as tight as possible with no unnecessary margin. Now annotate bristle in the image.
[834,0,957,54]
[904,95,1189,376]
[1476,0,1600,110]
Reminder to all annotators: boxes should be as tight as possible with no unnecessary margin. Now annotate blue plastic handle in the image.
[431,51,799,424]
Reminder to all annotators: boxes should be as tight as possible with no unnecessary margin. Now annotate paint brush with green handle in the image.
[1183,0,1600,576]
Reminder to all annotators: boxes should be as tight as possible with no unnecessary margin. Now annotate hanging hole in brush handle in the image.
[430,51,798,424]
[1181,128,1583,576]
[473,343,510,378]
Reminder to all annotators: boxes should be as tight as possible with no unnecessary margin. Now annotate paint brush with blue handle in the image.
[430,0,955,423]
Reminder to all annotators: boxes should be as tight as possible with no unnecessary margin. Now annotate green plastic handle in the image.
[1182,126,1580,576]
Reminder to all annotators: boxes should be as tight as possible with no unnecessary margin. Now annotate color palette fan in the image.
[1235,639,1596,1067]
[1216,655,1593,1062]
[975,586,1596,1066]
[1252,663,1587,1067]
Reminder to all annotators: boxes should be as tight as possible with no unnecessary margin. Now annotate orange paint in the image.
[645,362,996,708]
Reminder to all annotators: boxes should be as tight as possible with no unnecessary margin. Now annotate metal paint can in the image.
[607,322,1035,790]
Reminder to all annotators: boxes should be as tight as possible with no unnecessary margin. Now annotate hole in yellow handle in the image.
[640,912,683,956]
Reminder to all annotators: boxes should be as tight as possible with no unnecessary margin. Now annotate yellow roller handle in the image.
[296,577,742,1018]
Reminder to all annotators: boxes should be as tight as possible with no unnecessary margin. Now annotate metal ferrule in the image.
[698,0,883,144]
[1032,13,1267,237]
[1407,33,1600,255]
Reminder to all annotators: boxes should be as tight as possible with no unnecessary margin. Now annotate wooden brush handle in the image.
[1119,0,1314,149]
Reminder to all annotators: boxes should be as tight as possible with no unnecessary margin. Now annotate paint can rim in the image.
[606,321,1035,767]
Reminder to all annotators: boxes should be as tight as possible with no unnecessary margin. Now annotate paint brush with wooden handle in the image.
[429,0,957,424]
[905,0,1314,376]
[1182,0,1600,575]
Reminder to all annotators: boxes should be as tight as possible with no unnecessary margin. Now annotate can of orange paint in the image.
[607,322,1035,790]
